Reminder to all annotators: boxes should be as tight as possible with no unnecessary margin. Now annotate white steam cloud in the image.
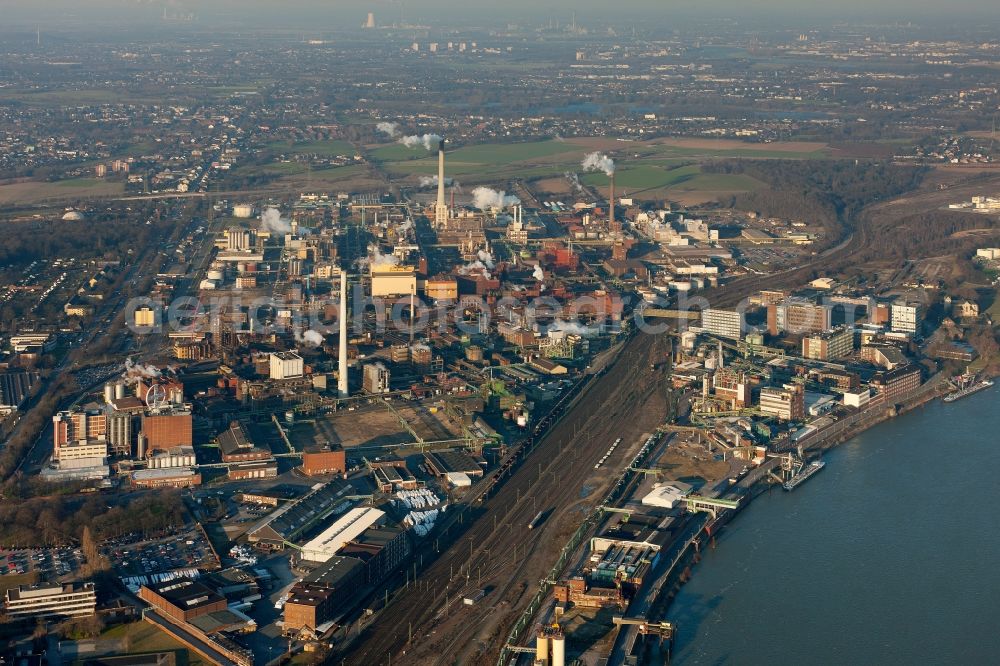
[565,172,584,193]
[533,264,545,282]
[296,329,325,347]
[399,134,443,151]
[582,152,615,176]
[477,249,495,269]
[261,207,292,234]
[472,187,520,211]
[361,243,400,270]
[125,358,160,380]
[418,175,457,188]
[551,319,599,337]
[376,122,400,138]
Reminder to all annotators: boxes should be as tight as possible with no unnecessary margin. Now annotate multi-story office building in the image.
[768,298,833,336]
[758,384,805,421]
[890,300,924,335]
[700,308,743,340]
[5,583,96,621]
[802,326,855,360]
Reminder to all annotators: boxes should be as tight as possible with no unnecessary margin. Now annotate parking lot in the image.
[1,547,86,579]
[109,528,218,576]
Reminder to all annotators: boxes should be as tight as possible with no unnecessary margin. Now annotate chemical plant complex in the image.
[1,7,1000,666]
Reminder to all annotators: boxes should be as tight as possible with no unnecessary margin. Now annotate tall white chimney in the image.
[338,268,349,398]
[609,172,616,229]
[435,140,449,228]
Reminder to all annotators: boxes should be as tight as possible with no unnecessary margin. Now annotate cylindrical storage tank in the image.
[233,203,254,218]
[207,269,224,282]
[704,356,718,371]
[517,413,528,428]
[551,635,565,666]
[137,434,147,460]
[237,262,247,273]
[535,635,549,664]
[104,383,115,403]
[466,345,484,362]
[246,262,257,273]
[115,382,126,400]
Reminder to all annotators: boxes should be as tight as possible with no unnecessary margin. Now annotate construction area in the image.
[286,401,468,452]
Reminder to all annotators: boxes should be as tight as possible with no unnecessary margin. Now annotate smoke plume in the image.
[363,243,400,270]
[477,249,495,269]
[582,152,615,176]
[551,319,599,337]
[376,122,400,138]
[125,358,160,380]
[472,187,520,211]
[261,207,292,234]
[418,175,455,188]
[533,265,545,282]
[565,172,584,193]
[399,134,443,151]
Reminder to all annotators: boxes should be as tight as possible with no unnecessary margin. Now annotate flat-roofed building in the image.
[890,300,924,335]
[802,326,854,361]
[700,308,743,340]
[283,557,365,634]
[300,508,386,563]
[768,298,832,336]
[5,582,96,621]
[132,467,201,489]
[758,383,805,421]
[270,351,304,380]
[301,449,347,476]
[139,578,226,624]
[141,409,192,451]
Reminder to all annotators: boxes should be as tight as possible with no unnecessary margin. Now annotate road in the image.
[338,330,674,666]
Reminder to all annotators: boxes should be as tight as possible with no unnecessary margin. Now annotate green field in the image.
[99,622,212,666]
[55,177,111,188]
[265,139,357,158]
[371,139,577,166]
[581,164,762,198]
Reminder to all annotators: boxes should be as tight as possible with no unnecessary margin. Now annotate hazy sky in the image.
[4,0,999,28]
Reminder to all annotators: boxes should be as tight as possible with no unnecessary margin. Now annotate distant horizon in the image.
[4,0,1000,31]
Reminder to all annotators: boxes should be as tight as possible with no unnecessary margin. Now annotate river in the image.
[668,385,1000,665]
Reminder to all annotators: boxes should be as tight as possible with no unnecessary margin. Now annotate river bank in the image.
[663,383,1000,664]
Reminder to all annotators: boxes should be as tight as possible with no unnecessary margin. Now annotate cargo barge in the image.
[783,460,825,491]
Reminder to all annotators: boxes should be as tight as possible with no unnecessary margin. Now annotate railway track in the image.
[338,331,672,665]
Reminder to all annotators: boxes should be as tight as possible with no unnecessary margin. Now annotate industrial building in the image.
[283,556,365,634]
[139,578,227,623]
[301,448,347,476]
[247,480,354,549]
[363,363,391,394]
[758,383,805,421]
[270,351,305,380]
[300,507,387,563]
[371,264,418,298]
[141,409,193,451]
[217,421,272,463]
[131,467,202,489]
